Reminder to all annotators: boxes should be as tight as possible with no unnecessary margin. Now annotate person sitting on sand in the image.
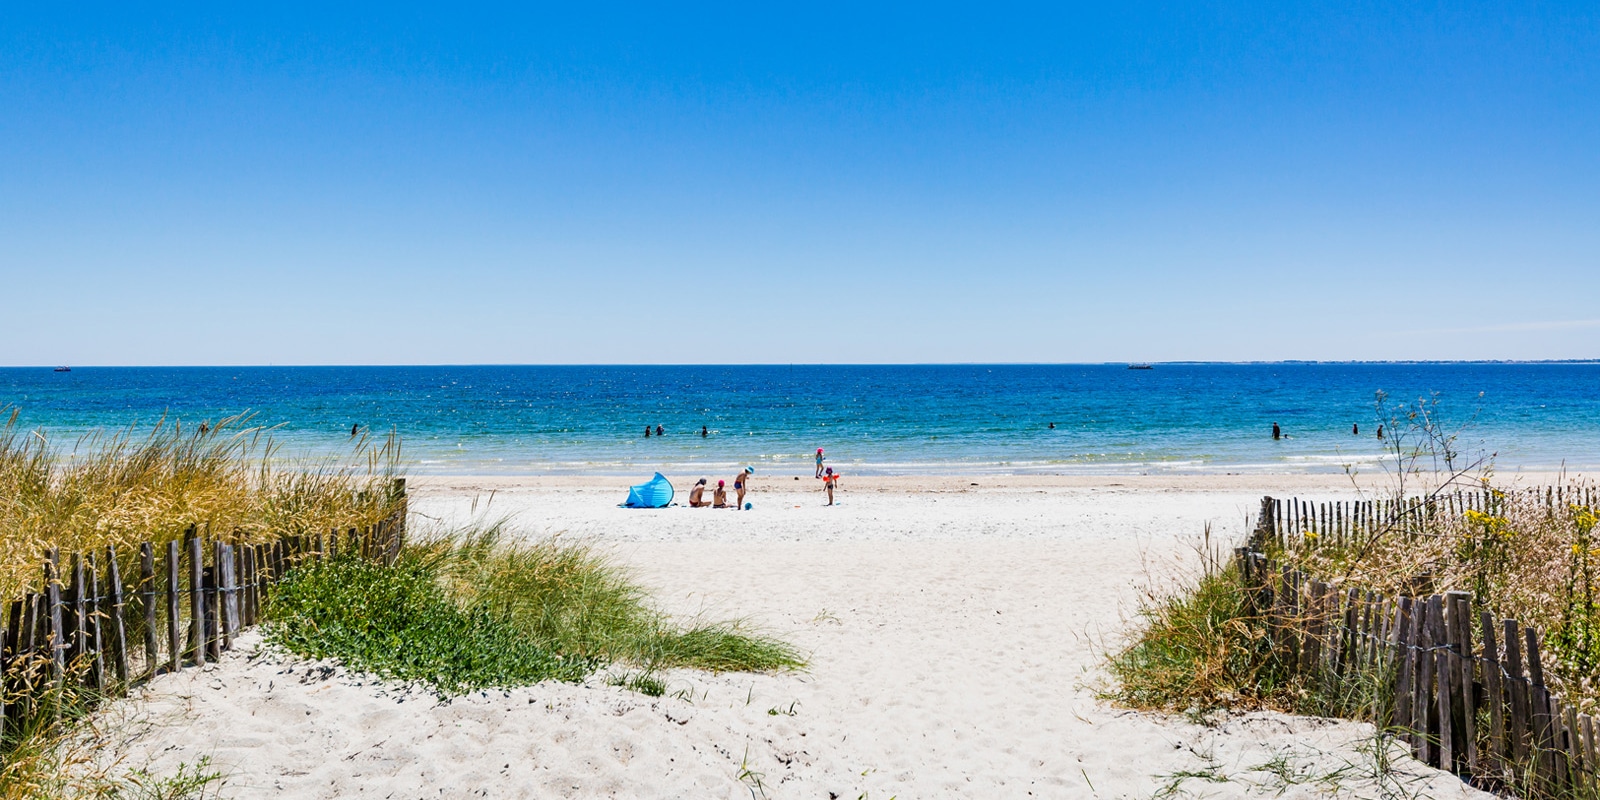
[823,467,840,506]
[713,480,729,508]
[688,478,710,507]
[733,466,753,510]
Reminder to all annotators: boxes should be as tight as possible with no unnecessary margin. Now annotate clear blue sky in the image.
[3,2,1597,365]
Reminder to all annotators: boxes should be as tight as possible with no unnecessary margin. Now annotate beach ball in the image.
[744,502,753,510]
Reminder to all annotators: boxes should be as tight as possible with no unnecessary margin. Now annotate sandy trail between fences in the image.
[106,474,1506,798]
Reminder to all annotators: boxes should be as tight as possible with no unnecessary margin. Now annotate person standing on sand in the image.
[733,466,754,509]
[688,479,710,507]
[815,448,826,478]
[713,480,729,508]
[823,467,840,505]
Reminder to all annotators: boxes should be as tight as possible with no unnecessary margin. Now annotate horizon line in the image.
[6,360,1600,369]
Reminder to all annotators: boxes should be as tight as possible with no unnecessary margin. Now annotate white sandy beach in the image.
[104,473,1527,798]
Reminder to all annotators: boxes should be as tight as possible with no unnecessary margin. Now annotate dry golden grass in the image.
[1283,481,1600,711]
[1,408,400,797]
[0,407,403,604]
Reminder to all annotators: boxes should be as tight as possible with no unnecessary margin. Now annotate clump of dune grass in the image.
[265,554,594,695]
[0,406,403,601]
[1106,546,1400,724]
[263,521,804,695]
[416,522,806,673]
[1106,548,1301,716]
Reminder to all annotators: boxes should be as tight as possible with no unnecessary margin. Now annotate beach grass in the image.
[416,522,806,673]
[265,554,595,695]
[1106,559,1298,716]
[263,521,804,696]
[0,407,403,601]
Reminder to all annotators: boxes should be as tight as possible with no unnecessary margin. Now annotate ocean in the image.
[2,364,1597,475]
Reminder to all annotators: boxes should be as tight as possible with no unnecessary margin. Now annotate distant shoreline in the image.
[408,469,1586,495]
[8,360,1600,368]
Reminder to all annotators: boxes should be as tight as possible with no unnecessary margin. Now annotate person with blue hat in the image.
[733,465,754,510]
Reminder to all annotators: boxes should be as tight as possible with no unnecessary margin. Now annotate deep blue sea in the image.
[2,364,1597,475]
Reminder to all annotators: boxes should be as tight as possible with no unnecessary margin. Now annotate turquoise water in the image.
[2,364,1597,475]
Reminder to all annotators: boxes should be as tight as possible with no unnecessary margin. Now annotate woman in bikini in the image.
[688,478,710,507]
[713,480,729,508]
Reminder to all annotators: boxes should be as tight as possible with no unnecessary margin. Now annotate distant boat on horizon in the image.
[53,366,71,372]
[1127,363,1154,370]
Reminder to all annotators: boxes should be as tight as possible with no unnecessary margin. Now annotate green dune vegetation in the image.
[266,521,805,697]
[0,410,801,799]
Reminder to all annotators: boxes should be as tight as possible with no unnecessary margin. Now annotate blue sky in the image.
[2,2,1597,364]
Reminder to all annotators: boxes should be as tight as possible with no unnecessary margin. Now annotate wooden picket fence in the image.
[0,479,407,742]
[1260,486,1600,554]
[1239,491,1600,798]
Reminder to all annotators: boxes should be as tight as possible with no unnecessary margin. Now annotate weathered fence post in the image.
[165,540,181,673]
[1394,597,1415,737]
[218,541,237,648]
[85,552,104,691]
[139,543,158,679]
[45,550,66,684]
[1481,610,1505,779]
[69,553,86,680]
[187,534,206,667]
[1528,626,1553,793]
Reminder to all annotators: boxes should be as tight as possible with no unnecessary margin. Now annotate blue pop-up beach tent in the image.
[623,473,674,508]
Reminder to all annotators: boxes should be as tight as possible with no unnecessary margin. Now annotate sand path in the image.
[111,476,1495,798]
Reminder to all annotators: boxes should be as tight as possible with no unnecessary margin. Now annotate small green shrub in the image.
[265,556,592,695]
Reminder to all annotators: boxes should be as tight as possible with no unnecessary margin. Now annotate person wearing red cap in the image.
[713,480,729,508]
[815,448,825,478]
